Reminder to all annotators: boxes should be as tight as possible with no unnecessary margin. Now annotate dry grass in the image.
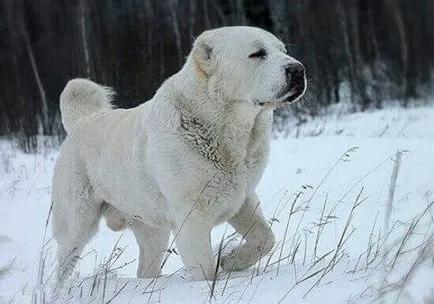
[4,146,433,304]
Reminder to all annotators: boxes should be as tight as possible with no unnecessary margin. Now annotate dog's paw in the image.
[220,246,255,272]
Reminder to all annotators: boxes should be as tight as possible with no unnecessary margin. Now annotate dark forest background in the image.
[1,0,434,151]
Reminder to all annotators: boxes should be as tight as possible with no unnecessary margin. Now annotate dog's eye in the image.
[248,49,267,59]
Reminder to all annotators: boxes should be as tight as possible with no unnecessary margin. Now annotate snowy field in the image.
[1,105,434,303]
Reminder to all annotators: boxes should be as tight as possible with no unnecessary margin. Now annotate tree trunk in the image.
[203,0,211,28]
[338,0,372,109]
[79,0,91,77]
[188,0,196,42]
[267,0,290,42]
[168,0,183,66]
[348,3,372,109]
[367,4,380,63]
[235,0,246,25]
[386,0,408,103]
[337,0,356,105]
[20,21,49,135]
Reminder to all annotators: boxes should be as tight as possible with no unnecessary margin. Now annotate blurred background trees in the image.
[1,0,433,151]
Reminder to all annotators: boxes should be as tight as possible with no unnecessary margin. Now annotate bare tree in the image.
[20,20,49,135]
[203,0,211,29]
[1,0,434,147]
[79,0,91,77]
[188,0,197,42]
[386,0,409,102]
[234,0,247,25]
[167,0,183,65]
[267,0,289,42]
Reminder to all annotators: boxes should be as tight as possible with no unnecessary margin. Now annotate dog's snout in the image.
[285,62,305,80]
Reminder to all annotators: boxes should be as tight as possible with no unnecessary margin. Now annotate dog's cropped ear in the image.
[191,36,217,79]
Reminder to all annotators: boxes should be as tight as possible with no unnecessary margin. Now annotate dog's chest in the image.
[179,111,270,178]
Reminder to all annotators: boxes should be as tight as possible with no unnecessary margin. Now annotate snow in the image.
[1,105,433,304]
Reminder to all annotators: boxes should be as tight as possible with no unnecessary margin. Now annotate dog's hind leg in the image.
[130,220,170,278]
[52,170,101,287]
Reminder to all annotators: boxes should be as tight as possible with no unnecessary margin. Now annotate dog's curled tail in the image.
[60,78,114,133]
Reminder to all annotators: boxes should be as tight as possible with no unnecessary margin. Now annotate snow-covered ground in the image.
[1,106,433,303]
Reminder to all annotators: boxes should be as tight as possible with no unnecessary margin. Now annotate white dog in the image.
[52,26,306,284]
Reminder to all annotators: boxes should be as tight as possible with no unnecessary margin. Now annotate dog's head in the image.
[190,26,306,107]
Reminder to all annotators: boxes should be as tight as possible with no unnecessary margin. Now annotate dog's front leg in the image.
[173,212,216,281]
[221,194,275,272]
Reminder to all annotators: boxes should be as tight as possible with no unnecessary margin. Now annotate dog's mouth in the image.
[255,89,304,107]
[255,75,306,108]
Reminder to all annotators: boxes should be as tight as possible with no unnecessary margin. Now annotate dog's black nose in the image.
[285,62,305,81]
[286,62,306,94]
